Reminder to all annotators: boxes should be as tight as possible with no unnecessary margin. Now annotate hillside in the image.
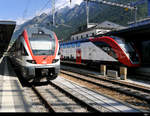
[12,0,148,42]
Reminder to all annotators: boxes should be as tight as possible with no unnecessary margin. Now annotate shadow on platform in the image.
[0,56,15,77]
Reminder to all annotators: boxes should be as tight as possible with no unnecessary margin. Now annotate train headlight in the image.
[27,60,36,64]
[52,59,59,63]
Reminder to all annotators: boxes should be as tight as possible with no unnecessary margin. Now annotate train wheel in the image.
[47,74,58,82]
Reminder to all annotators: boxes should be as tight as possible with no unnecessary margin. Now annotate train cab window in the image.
[30,33,55,55]
[113,36,135,53]
[21,44,28,56]
[95,42,117,59]
[58,47,61,55]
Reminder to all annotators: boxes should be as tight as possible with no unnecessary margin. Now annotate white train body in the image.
[60,36,140,67]
[8,27,60,82]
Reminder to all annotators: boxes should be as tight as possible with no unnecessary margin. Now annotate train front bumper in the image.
[21,64,60,80]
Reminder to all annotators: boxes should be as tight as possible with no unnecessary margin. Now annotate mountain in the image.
[12,0,148,42]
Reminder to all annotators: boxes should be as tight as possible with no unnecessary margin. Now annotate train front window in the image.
[114,36,139,62]
[114,37,134,53]
[119,42,134,53]
[29,34,55,55]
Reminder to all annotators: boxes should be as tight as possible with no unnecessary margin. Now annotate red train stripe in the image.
[89,36,140,67]
[23,30,35,60]
[23,30,58,64]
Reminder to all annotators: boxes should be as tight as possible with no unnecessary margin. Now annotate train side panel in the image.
[60,36,140,67]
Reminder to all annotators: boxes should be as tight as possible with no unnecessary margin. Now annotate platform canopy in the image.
[106,23,150,41]
[0,21,16,58]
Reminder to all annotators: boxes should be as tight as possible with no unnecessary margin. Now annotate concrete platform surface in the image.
[0,56,32,112]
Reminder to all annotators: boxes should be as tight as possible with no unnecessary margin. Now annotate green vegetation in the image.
[16,0,148,41]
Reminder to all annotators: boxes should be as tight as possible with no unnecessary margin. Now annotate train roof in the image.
[0,20,16,57]
[0,21,16,25]
[60,38,90,45]
[102,22,150,41]
[25,27,54,38]
[71,21,126,36]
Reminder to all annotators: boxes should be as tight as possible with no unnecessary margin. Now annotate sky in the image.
[0,0,82,25]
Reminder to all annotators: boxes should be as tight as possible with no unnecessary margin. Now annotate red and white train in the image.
[60,36,141,68]
[8,27,60,82]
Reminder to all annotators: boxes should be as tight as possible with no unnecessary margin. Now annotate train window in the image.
[58,47,61,55]
[66,44,68,48]
[92,33,94,36]
[77,42,80,47]
[119,42,135,53]
[69,44,72,48]
[113,36,135,53]
[63,45,66,48]
[32,34,53,40]
[95,42,117,59]
[29,33,56,55]
[76,36,78,40]
[86,34,88,38]
[113,36,124,44]
[21,44,28,56]
[72,43,75,48]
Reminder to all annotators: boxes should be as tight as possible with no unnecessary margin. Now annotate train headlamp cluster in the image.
[52,59,59,63]
[26,60,36,64]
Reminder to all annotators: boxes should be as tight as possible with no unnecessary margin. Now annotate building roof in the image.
[96,21,126,30]
[71,21,126,36]
[0,21,16,57]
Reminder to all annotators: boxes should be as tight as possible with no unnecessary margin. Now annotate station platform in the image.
[0,56,32,112]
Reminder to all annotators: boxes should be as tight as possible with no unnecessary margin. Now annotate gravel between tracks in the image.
[59,73,150,112]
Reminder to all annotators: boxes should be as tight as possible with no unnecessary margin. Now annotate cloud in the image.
[15,17,32,25]
[36,0,83,15]
[56,0,82,9]
[16,0,83,25]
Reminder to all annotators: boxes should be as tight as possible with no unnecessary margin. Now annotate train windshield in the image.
[113,36,139,62]
[29,34,55,55]
[114,37,135,53]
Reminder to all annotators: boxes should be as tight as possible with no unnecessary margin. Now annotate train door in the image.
[76,49,81,64]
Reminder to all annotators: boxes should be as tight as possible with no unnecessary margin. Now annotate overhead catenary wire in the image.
[22,0,31,20]
[37,0,51,16]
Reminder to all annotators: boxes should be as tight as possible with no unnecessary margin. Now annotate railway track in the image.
[26,81,101,112]
[60,66,150,111]
[8,57,100,112]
